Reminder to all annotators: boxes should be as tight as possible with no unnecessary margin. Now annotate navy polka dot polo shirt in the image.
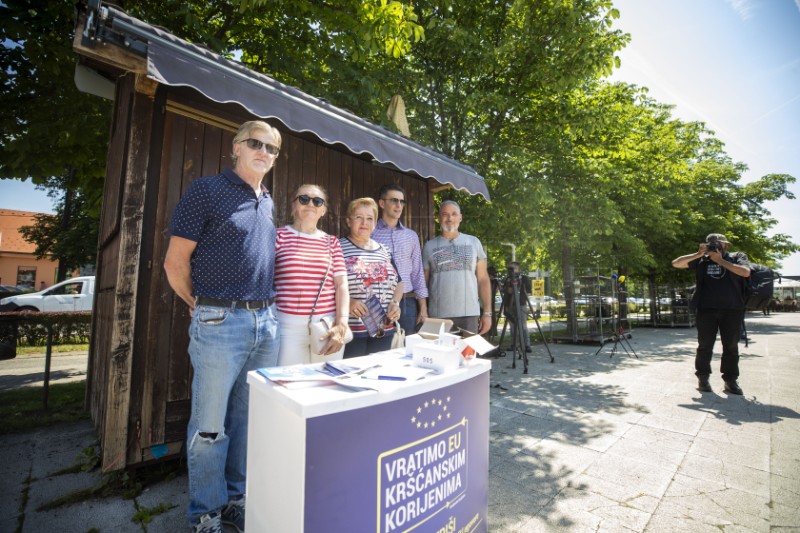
[170,168,276,300]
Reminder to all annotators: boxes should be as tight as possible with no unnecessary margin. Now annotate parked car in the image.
[0,285,28,297]
[0,276,95,312]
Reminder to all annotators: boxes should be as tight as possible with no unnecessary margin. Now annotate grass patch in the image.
[38,456,186,512]
[0,380,89,435]
[14,343,89,356]
[133,501,179,527]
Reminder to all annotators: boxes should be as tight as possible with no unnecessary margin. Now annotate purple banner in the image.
[304,373,489,533]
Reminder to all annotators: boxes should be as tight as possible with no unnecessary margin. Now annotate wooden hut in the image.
[73,3,489,471]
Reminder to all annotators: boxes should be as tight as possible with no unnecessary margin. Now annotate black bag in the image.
[744,263,775,311]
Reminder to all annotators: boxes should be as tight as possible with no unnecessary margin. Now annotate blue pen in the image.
[377,375,406,381]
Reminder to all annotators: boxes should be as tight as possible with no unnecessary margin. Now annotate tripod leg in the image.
[509,320,517,369]
[522,284,554,363]
[617,326,638,358]
[594,341,605,356]
[616,337,629,357]
[494,300,505,345]
[533,319,554,362]
[621,335,637,358]
[511,287,528,374]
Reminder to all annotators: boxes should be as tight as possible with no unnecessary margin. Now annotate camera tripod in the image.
[497,274,554,373]
[594,288,638,358]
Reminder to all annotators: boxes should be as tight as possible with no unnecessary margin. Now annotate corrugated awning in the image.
[84,4,489,200]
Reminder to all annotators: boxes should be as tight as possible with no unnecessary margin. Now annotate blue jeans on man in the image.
[399,295,418,334]
[186,304,279,524]
[694,308,743,381]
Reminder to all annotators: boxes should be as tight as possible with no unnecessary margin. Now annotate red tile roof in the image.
[0,209,55,254]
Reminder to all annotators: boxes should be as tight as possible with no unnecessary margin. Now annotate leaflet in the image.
[257,366,331,383]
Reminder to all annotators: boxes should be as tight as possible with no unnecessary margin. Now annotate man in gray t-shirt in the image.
[423,200,492,334]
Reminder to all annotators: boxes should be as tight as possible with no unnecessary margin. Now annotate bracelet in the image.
[482,312,492,317]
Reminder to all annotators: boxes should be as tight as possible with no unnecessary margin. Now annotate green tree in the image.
[3,0,795,296]
[0,0,111,197]
[1,0,112,278]
[1,0,423,273]
[20,182,99,276]
[391,0,630,266]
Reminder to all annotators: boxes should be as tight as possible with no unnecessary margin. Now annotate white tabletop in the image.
[247,349,491,419]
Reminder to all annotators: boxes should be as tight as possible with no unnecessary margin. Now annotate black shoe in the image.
[697,377,712,392]
[724,380,743,395]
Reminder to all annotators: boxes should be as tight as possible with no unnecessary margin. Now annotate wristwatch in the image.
[482,311,492,317]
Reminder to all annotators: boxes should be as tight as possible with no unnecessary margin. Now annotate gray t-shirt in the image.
[422,233,486,318]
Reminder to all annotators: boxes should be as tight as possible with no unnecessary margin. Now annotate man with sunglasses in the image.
[164,120,282,532]
[372,184,428,334]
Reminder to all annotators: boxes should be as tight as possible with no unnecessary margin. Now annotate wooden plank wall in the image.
[93,83,439,469]
[88,73,134,466]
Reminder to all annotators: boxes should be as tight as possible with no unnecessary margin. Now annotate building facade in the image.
[0,209,59,290]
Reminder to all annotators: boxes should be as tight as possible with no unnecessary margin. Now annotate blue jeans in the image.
[343,331,394,357]
[398,296,418,334]
[695,308,743,381]
[187,304,279,525]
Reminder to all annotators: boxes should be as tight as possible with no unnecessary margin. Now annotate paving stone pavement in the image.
[1,312,798,532]
[487,311,800,532]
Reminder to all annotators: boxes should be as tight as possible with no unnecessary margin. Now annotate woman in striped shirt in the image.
[340,198,403,357]
[275,184,350,365]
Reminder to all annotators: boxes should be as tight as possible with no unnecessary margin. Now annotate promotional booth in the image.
[246,352,491,532]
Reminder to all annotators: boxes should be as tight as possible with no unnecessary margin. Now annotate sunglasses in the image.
[296,194,326,207]
[371,316,393,338]
[383,197,406,206]
[241,138,280,156]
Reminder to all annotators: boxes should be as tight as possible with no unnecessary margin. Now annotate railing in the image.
[0,311,91,408]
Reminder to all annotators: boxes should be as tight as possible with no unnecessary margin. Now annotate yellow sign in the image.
[532,280,545,297]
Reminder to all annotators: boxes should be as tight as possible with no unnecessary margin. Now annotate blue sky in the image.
[1,0,798,272]
[609,0,800,274]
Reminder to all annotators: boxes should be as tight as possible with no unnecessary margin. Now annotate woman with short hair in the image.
[339,197,403,357]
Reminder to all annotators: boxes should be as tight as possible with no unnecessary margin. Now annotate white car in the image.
[0,276,95,312]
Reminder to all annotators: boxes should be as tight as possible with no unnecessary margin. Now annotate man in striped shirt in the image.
[373,184,429,334]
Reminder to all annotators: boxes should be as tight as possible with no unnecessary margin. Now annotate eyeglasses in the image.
[372,316,393,338]
[382,197,406,206]
[241,138,280,156]
[295,194,326,207]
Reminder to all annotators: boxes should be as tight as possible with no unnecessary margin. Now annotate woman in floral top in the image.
[339,197,403,357]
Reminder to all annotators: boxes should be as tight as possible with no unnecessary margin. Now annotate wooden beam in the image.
[73,18,147,75]
[135,73,158,98]
[100,77,154,472]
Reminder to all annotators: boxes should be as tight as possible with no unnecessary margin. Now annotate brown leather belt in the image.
[196,296,274,310]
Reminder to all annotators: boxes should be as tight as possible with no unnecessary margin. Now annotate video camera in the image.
[506,263,521,281]
[502,262,531,318]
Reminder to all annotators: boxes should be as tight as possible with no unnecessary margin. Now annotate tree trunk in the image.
[56,167,75,282]
[561,243,578,342]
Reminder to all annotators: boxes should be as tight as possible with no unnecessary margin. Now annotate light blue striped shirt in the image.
[372,219,429,299]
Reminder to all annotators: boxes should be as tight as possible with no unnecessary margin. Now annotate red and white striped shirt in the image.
[274,226,346,316]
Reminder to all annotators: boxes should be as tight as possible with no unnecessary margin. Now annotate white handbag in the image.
[309,316,353,363]
[391,321,405,350]
[308,238,352,363]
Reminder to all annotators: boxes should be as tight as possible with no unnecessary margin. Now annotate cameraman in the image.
[672,233,751,395]
[503,262,532,353]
